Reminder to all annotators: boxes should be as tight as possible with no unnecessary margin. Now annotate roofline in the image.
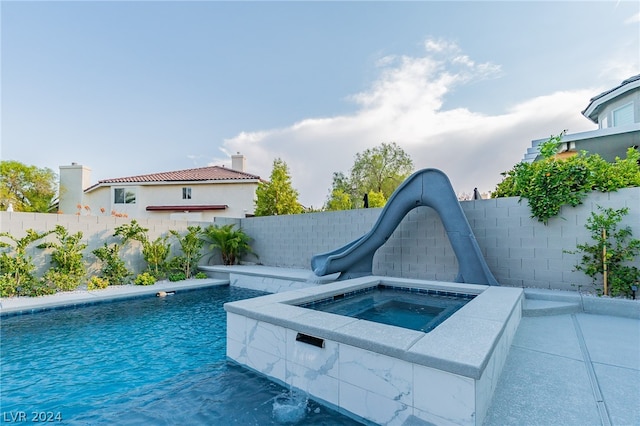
[582,75,640,123]
[84,178,260,193]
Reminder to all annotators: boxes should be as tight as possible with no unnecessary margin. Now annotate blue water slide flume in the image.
[311,168,499,285]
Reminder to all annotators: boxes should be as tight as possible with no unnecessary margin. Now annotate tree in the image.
[325,142,414,210]
[565,206,640,297]
[0,160,58,212]
[367,190,386,208]
[325,189,353,211]
[254,158,303,216]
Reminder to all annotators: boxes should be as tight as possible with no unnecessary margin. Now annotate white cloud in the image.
[215,39,598,208]
[625,12,640,24]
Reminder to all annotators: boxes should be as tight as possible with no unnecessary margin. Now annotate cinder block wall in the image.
[1,188,638,291]
[237,187,640,291]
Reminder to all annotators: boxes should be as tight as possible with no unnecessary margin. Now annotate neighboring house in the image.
[523,74,640,163]
[58,154,261,220]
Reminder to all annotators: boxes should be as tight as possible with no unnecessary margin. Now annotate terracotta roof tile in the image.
[86,166,261,191]
[100,165,260,183]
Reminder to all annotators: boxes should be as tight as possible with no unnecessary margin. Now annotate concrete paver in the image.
[483,346,600,425]
[484,313,640,426]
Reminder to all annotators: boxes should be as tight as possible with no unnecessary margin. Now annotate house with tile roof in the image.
[522,74,640,163]
[58,154,261,220]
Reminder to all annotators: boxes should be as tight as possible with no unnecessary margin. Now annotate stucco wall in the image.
[1,188,638,291]
[61,181,258,220]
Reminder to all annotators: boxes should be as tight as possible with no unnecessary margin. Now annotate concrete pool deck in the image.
[1,268,638,426]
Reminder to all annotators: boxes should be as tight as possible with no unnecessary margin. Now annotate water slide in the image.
[311,168,499,285]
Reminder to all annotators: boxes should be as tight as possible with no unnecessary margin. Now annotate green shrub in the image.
[41,270,81,292]
[194,272,208,279]
[92,243,130,285]
[87,276,109,290]
[0,229,51,296]
[0,273,17,297]
[19,280,57,297]
[37,225,87,292]
[168,272,186,282]
[169,226,204,278]
[494,133,640,224]
[114,220,148,244]
[134,272,157,286]
[142,236,170,279]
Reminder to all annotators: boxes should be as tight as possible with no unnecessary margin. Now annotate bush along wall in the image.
[0,220,239,297]
[493,133,640,224]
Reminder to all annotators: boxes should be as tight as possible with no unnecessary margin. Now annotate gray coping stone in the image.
[329,319,426,359]
[522,299,581,316]
[524,288,582,302]
[581,295,640,319]
[405,315,505,379]
[524,287,640,319]
[199,265,342,283]
[0,278,228,315]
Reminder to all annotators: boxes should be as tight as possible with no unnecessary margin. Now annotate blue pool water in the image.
[0,287,361,425]
[300,286,474,333]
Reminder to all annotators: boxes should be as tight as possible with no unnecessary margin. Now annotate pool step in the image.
[523,289,582,317]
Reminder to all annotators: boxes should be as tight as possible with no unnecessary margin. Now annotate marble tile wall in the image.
[227,306,521,426]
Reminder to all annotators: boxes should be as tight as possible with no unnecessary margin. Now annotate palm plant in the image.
[201,224,256,266]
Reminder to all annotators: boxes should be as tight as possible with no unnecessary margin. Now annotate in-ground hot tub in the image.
[225,276,523,426]
[299,284,476,333]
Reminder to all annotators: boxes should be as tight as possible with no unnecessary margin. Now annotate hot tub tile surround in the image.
[225,277,523,426]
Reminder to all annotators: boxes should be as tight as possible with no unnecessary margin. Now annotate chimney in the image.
[59,163,91,214]
[231,152,245,172]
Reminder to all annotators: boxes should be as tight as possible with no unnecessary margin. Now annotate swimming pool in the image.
[0,287,362,425]
[299,285,475,333]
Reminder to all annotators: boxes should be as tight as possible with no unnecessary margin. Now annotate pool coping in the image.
[224,275,523,380]
[0,278,229,316]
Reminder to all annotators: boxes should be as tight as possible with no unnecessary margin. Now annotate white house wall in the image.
[83,182,257,220]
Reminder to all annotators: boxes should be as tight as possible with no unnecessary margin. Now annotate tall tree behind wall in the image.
[254,158,303,216]
[325,142,414,210]
[0,160,58,212]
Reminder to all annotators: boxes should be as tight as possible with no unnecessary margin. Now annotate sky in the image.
[1,1,639,208]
